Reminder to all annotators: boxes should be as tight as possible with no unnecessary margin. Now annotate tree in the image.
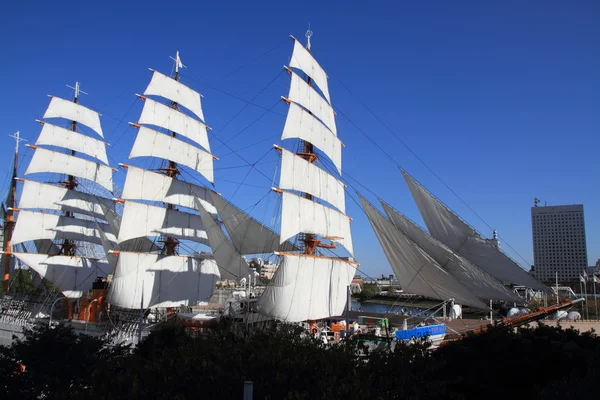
[358,283,379,302]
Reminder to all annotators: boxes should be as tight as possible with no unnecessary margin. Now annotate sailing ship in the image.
[0,30,579,349]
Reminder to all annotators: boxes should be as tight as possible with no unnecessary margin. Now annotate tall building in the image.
[531,204,588,282]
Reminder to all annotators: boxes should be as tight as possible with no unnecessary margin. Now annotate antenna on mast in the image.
[66,81,87,101]
[170,51,186,74]
[305,24,313,51]
[9,131,27,155]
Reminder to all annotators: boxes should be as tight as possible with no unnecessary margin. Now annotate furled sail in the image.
[359,195,488,309]
[280,191,353,255]
[287,71,337,135]
[289,38,330,103]
[12,252,110,298]
[107,252,219,309]
[209,192,298,255]
[129,126,214,183]
[117,201,208,245]
[121,166,216,215]
[35,122,109,164]
[380,201,522,303]
[281,102,342,174]
[144,69,205,121]
[257,254,356,322]
[194,197,250,281]
[138,97,210,152]
[402,171,547,291]
[26,148,113,192]
[279,147,345,212]
[18,180,114,220]
[11,210,117,247]
[43,96,104,138]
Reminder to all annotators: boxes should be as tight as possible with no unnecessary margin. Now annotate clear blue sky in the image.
[1,1,598,278]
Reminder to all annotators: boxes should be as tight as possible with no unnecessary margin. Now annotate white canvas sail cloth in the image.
[144,70,205,121]
[257,254,356,322]
[35,123,109,164]
[44,96,104,138]
[121,166,216,215]
[107,252,219,309]
[381,201,522,303]
[12,253,110,298]
[138,97,210,152]
[194,197,250,281]
[26,148,113,192]
[279,148,345,212]
[18,180,114,220]
[402,171,547,292]
[209,192,297,255]
[359,195,488,309]
[287,72,336,135]
[281,102,342,174]
[280,191,353,255]
[117,201,208,245]
[11,210,117,247]
[129,126,214,183]
[289,38,330,103]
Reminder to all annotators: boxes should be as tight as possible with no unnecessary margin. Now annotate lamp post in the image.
[85,299,98,331]
[48,296,63,327]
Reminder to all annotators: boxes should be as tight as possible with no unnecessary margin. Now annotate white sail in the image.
[281,102,342,174]
[402,171,547,291]
[289,38,330,103]
[288,71,337,135]
[359,195,488,309]
[99,203,158,253]
[11,210,117,247]
[35,122,108,164]
[121,166,216,215]
[25,148,113,192]
[280,191,353,255]
[18,180,114,219]
[144,70,205,121]
[194,197,250,281]
[138,97,210,152]
[12,252,110,298]
[257,254,356,322]
[108,252,219,309]
[118,201,208,245]
[381,201,522,303]
[279,148,345,212]
[129,126,214,184]
[209,192,298,255]
[43,96,104,138]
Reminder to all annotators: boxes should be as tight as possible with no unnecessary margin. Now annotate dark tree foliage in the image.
[358,283,379,302]
[1,320,598,399]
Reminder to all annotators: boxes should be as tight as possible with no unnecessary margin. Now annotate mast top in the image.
[9,131,27,155]
[170,51,186,75]
[66,81,87,102]
[305,25,313,51]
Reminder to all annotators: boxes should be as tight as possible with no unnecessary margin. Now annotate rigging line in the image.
[218,133,281,159]
[212,71,284,148]
[214,97,283,152]
[214,160,277,171]
[212,38,290,84]
[330,76,533,269]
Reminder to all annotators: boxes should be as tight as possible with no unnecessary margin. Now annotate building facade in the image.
[531,204,588,282]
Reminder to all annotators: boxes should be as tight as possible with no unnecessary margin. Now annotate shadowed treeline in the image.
[1,319,598,399]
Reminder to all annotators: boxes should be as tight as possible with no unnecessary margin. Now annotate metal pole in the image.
[48,296,63,327]
[489,299,493,322]
[584,278,589,320]
[555,272,559,305]
[243,381,253,400]
[594,279,598,320]
[345,285,350,336]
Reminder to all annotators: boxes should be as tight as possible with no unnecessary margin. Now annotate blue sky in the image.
[1,1,598,278]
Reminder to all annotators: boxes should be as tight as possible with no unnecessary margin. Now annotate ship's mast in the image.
[2,132,25,292]
[61,82,87,256]
[296,29,335,255]
[161,51,186,256]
